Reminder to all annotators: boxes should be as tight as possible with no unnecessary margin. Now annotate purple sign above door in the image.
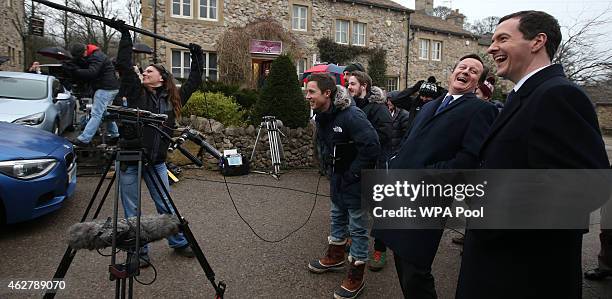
[250,40,283,55]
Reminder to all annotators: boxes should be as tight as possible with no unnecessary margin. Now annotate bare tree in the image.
[469,16,500,35]
[432,6,453,19]
[126,0,141,43]
[553,10,612,85]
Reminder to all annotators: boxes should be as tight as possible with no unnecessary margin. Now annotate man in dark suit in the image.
[456,11,609,299]
[378,54,498,298]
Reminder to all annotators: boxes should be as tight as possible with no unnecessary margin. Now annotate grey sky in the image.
[393,0,612,32]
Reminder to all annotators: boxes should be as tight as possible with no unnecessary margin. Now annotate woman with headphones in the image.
[111,21,204,267]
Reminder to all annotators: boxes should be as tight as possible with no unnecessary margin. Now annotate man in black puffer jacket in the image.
[64,43,120,145]
[346,70,392,168]
[306,73,379,299]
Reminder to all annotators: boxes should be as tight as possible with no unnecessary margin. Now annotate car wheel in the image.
[65,105,77,132]
[53,120,60,135]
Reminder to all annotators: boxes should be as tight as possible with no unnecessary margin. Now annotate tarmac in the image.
[1,165,611,298]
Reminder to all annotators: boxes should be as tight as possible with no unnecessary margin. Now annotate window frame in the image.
[292,4,308,31]
[419,39,430,60]
[335,19,350,45]
[171,49,218,81]
[386,77,399,92]
[296,58,308,79]
[352,22,367,47]
[171,0,192,19]
[431,40,442,61]
[198,0,218,21]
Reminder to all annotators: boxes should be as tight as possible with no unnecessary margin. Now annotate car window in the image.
[52,79,61,98]
[0,76,48,100]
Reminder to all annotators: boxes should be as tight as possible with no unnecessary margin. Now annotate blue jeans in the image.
[119,162,188,254]
[78,89,119,143]
[330,201,369,261]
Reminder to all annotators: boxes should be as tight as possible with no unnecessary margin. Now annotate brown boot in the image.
[334,256,366,299]
[308,237,346,273]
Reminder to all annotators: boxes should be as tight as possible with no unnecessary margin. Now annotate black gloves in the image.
[104,18,129,33]
[188,43,203,56]
[188,43,204,72]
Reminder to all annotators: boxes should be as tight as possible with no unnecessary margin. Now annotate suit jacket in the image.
[377,92,498,264]
[457,64,609,299]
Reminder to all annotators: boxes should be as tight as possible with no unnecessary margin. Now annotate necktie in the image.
[435,95,454,115]
[505,90,517,107]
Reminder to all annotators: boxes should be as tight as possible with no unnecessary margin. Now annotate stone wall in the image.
[141,0,409,88]
[168,115,316,170]
[408,29,483,87]
[0,0,25,71]
[596,103,612,135]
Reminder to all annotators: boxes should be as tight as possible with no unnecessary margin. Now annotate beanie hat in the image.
[419,82,438,98]
[427,76,437,83]
[387,90,400,103]
[478,76,496,99]
[70,43,86,58]
[344,62,365,73]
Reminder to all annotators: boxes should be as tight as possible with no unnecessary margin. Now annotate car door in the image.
[52,79,69,131]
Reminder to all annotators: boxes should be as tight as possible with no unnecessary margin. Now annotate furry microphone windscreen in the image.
[67,214,181,250]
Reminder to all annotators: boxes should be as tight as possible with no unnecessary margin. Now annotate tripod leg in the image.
[145,161,226,298]
[250,124,264,162]
[44,157,117,299]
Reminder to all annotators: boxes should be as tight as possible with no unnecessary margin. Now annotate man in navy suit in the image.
[456,11,609,299]
[379,54,498,298]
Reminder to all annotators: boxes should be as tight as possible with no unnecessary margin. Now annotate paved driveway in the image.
[0,168,610,298]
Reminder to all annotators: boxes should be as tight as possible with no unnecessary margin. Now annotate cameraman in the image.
[64,43,120,146]
[108,20,204,266]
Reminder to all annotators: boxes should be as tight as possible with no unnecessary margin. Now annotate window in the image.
[171,50,218,81]
[431,41,442,61]
[419,39,429,60]
[292,5,307,31]
[172,50,191,78]
[352,22,366,46]
[335,20,349,44]
[204,52,218,81]
[386,77,399,92]
[296,58,307,79]
[172,0,191,18]
[199,0,217,20]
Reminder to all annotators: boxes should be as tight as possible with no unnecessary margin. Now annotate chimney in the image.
[446,9,466,27]
[415,0,434,16]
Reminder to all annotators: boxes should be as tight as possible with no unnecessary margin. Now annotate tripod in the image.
[44,133,225,299]
[250,116,285,180]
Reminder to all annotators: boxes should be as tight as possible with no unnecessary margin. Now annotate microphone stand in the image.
[44,118,226,299]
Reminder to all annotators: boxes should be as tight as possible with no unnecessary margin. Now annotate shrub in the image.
[183,91,246,126]
[253,55,310,128]
[200,80,259,111]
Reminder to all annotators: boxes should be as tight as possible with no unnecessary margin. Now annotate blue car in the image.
[0,122,77,224]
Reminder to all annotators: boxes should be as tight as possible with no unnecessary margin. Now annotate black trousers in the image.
[600,229,612,269]
[394,253,438,299]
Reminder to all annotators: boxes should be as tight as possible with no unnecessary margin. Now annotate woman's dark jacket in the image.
[353,86,392,165]
[116,31,203,164]
[316,85,380,209]
[390,108,410,154]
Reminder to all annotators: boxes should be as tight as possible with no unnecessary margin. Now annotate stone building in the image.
[408,0,487,87]
[0,0,25,71]
[140,0,411,90]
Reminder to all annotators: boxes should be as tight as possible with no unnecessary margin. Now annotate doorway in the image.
[252,58,273,89]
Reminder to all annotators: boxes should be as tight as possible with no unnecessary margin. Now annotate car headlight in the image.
[0,159,58,180]
[13,112,45,126]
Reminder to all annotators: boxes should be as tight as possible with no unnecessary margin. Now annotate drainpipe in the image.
[405,11,412,89]
[153,0,158,63]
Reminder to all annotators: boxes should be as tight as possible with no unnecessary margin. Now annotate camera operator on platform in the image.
[106,19,205,266]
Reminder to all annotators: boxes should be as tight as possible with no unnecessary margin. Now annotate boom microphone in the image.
[67,214,181,250]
